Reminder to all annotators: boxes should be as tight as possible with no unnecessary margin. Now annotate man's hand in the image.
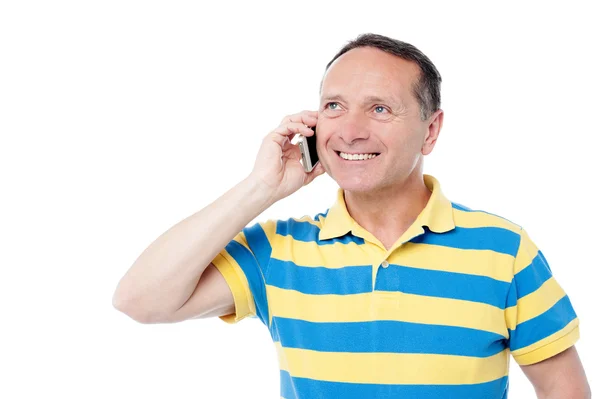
[249,110,325,205]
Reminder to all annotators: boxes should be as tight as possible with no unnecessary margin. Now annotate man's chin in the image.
[334,176,379,193]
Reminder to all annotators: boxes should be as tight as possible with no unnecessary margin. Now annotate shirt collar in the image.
[318,174,455,241]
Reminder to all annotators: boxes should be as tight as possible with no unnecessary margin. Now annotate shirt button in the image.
[381,260,389,268]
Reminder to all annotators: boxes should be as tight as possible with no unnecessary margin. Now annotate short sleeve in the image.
[211,219,276,326]
[504,228,580,366]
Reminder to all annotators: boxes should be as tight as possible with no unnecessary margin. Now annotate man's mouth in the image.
[336,151,380,161]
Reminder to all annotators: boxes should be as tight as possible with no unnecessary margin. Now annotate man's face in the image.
[317,46,441,193]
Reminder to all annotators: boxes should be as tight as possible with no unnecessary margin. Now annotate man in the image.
[113,33,591,398]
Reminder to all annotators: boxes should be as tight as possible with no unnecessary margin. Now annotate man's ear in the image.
[422,109,444,156]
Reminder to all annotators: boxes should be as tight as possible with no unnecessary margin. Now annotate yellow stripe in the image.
[453,208,521,232]
[271,236,514,283]
[504,277,566,330]
[275,341,509,385]
[271,233,372,268]
[295,215,323,227]
[271,213,517,284]
[212,252,256,324]
[512,322,580,365]
[504,306,517,330]
[267,286,508,337]
[261,219,278,243]
[236,219,279,247]
[390,242,514,282]
[231,228,252,251]
[514,230,540,274]
[516,277,566,324]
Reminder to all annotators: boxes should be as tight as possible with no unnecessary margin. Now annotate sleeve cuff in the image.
[211,252,256,324]
[513,324,580,366]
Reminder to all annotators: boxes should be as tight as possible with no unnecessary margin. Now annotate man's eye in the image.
[326,102,339,110]
[374,106,388,113]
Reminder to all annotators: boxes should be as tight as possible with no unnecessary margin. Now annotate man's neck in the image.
[343,172,432,249]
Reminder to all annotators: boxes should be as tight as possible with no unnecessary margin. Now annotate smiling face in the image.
[317,46,442,193]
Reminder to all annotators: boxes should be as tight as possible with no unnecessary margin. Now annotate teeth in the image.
[339,152,378,161]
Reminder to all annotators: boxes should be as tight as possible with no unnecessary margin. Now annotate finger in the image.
[280,111,318,127]
[283,142,301,161]
[270,123,314,147]
[273,121,314,135]
[279,110,318,124]
[282,135,300,154]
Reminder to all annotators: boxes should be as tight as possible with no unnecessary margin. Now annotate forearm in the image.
[112,175,273,320]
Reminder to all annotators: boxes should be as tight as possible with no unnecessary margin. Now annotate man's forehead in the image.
[320,73,408,106]
[320,67,414,107]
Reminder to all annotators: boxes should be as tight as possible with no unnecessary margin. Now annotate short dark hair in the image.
[321,33,442,121]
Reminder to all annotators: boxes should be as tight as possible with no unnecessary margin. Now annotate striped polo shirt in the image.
[211,174,580,399]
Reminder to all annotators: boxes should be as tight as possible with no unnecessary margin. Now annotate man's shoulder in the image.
[246,209,330,236]
[449,200,523,233]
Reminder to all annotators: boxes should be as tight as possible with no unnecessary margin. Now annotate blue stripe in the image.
[276,219,364,245]
[377,265,511,308]
[411,226,520,256]
[268,260,371,294]
[225,240,270,326]
[513,250,553,299]
[274,317,506,357]
[281,370,508,399]
[508,295,578,351]
[452,202,472,211]
[267,260,510,308]
[280,369,297,399]
[225,222,273,327]
[314,211,328,222]
[244,223,272,271]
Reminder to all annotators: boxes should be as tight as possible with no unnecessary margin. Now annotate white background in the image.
[1,1,598,397]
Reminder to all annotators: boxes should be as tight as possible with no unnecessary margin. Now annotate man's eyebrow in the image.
[321,94,404,107]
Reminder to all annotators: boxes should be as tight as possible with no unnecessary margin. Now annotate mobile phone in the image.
[298,125,319,173]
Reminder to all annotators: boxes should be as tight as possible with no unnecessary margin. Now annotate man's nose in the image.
[338,112,370,144]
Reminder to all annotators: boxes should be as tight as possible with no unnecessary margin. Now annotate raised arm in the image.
[112,110,324,323]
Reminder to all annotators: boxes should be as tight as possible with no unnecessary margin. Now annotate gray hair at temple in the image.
[320,33,442,121]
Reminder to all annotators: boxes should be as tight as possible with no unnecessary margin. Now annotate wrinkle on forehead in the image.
[322,73,409,111]
[321,48,420,109]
